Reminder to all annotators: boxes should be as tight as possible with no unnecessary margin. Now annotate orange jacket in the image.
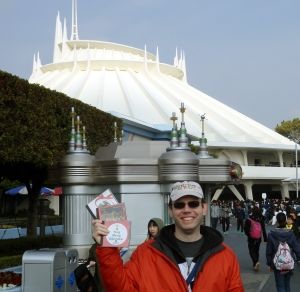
[96,225,244,292]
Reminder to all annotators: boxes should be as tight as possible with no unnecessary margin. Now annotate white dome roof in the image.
[29,12,293,150]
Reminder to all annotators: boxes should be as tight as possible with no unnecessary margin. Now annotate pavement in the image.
[221,221,300,292]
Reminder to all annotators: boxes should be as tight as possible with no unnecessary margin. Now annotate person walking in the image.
[210,200,220,229]
[244,206,267,271]
[220,203,231,234]
[92,181,244,292]
[266,212,300,292]
[236,203,246,233]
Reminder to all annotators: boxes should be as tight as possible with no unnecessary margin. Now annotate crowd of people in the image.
[210,198,300,240]
[209,197,300,292]
[76,185,300,292]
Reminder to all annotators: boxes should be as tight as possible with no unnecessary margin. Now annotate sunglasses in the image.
[173,201,201,209]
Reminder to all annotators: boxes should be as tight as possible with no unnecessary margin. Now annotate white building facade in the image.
[29,0,298,201]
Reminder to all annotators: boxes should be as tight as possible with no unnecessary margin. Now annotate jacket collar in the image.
[152,224,224,263]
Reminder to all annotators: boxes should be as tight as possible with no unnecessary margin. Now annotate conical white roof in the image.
[29,12,293,150]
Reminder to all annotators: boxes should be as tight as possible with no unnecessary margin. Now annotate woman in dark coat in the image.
[244,206,267,271]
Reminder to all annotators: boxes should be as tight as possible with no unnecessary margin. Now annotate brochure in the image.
[86,189,118,218]
[97,203,127,221]
[102,220,131,248]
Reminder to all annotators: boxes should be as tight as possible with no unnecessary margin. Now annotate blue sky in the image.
[0,0,299,129]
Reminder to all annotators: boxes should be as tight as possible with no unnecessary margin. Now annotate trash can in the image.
[62,249,78,292]
[37,248,79,292]
[22,249,66,292]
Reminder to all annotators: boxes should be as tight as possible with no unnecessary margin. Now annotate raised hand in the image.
[92,219,109,245]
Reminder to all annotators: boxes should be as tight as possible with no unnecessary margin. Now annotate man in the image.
[266,212,300,292]
[210,200,220,229]
[92,181,244,292]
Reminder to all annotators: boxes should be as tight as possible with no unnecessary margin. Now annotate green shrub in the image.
[0,255,22,269]
[0,235,63,257]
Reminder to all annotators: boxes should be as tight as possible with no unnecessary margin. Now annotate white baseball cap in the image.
[170,181,203,201]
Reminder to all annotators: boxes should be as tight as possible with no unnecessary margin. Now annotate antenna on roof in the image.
[198,114,212,159]
[71,0,79,40]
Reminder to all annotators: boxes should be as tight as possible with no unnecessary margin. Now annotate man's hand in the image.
[92,219,109,245]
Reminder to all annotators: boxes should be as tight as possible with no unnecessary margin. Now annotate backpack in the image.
[273,241,294,271]
[249,218,262,239]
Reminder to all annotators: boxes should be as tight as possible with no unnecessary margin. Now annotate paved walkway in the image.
[221,221,300,292]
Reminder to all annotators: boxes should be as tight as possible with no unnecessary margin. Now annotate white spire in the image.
[53,11,63,63]
[61,17,69,57]
[174,47,178,67]
[71,0,79,40]
[182,51,187,82]
[36,51,42,68]
[156,46,160,72]
[144,44,148,71]
[178,50,183,69]
[63,17,68,42]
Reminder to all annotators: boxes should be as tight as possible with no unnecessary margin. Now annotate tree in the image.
[275,118,300,141]
[0,70,121,237]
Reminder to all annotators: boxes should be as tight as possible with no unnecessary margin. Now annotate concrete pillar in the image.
[63,187,97,259]
[281,183,289,199]
[227,185,245,201]
[211,186,225,201]
[244,181,253,201]
[241,150,248,166]
[277,151,284,167]
[204,186,212,227]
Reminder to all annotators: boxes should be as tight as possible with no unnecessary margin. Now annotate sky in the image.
[0,0,299,130]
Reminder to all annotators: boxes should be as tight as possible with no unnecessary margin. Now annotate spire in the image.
[36,51,42,68]
[167,103,190,151]
[61,17,69,57]
[197,114,212,159]
[69,107,76,151]
[68,107,90,153]
[75,115,82,150]
[173,47,178,67]
[156,46,160,72]
[63,17,68,42]
[71,0,79,40]
[170,112,179,148]
[53,11,63,62]
[144,44,148,71]
[178,102,188,148]
[178,50,183,69]
[181,51,187,82]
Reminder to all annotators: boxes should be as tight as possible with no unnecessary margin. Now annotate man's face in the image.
[169,195,207,237]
